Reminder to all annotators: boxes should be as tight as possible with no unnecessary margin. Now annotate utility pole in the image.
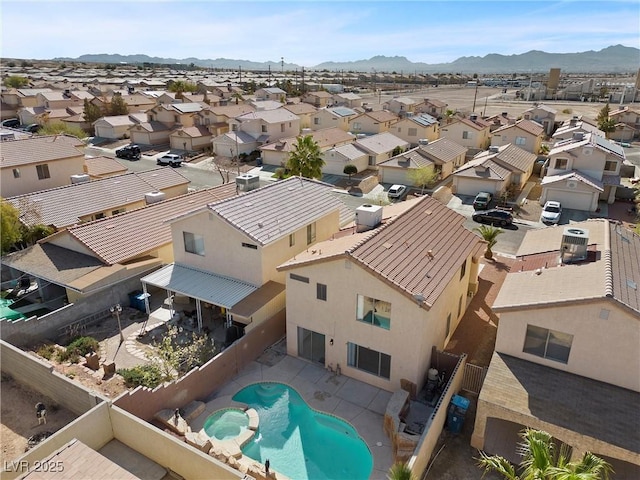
[281,57,284,74]
[268,65,271,86]
[472,83,479,113]
[526,71,533,102]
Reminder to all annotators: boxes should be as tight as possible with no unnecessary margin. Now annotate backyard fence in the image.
[461,363,487,395]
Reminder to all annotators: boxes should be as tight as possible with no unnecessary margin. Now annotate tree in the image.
[478,428,612,480]
[1,200,22,254]
[148,325,215,381]
[408,165,439,194]
[387,462,414,480]
[167,80,198,94]
[473,225,503,260]
[109,94,129,116]
[596,103,610,123]
[286,135,324,179]
[596,103,616,137]
[83,98,102,126]
[343,164,358,183]
[21,224,54,247]
[3,75,29,88]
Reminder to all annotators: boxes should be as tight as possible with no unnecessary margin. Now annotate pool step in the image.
[183,400,205,422]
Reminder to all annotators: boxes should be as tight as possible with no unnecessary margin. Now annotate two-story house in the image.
[522,103,557,136]
[332,92,364,109]
[392,113,440,147]
[418,98,448,118]
[282,102,317,130]
[255,87,287,102]
[93,113,147,139]
[302,91,333,108]
[348,110,399,136]
[355,132,410,170]
[278,196,485,391]
[552,116,606,142]
[384,97,418,116]
[440,114,492,153]
[141,177,353,331]
[311,106,358,132]
[195,104,255,137]
[0,135,86,198]
[491,119,545,154]
[541,132,624,211]
[452,144,537,196]
[378,138,467,186]
[471,220,640,476]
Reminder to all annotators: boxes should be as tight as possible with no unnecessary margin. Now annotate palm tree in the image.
[473,225,503,260]
[387,462,414,480]
[478,428,612,480]
[286,135,325,179]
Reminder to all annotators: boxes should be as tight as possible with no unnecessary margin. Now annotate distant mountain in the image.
[52,45,639,74]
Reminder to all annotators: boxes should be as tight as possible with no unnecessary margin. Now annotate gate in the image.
[461,363,487,395]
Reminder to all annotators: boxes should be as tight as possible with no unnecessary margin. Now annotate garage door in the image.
[455,177,499,196]
[544,188,595,211]
[380,168,411,186]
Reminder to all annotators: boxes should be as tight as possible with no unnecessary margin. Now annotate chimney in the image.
[469,113,478,121]
[501,112,508,118]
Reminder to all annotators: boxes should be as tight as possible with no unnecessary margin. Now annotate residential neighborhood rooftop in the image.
[0,135,84,168]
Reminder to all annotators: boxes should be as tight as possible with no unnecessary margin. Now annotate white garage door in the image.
[544,188,595,211]
[455,177,500,196]
[380,168,411,186]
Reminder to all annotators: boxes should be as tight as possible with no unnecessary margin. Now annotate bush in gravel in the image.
[117,364,164,388]
[36,343,58,360]
[56,336,99,363]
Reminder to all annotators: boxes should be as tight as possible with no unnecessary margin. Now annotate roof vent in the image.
[145,191,166,204]
[572,132,585,141]
[560,227,589,263]
[469,114,478,121]
[355,204,383,233]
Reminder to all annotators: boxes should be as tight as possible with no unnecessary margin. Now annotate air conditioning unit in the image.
[145,191,166,204]
[355,204,383,232]
[70,174,90,184]
[561,227,589,263]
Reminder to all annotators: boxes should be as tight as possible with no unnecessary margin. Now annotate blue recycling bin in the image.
[128,291,149,312]
[447,394,470,434]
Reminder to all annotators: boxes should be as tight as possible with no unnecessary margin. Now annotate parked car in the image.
[157,153,183,167]
[472,208,513,226]
[473,191,493,210]
[388,184,407,199]
[21,123,41,133]
[1,118,20,128]
[540,201,562,224]
[116,144,141,160]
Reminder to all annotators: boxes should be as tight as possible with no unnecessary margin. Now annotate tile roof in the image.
[456,116,492,131]
[552,120,605,138]
[237,108,299,124]
[328,143,368,161]
[493,118,544,136]
[550,132,625,159]
[7,168,189,228]
[96,114,140,127]
[524,103,557,114]
[207,177,353,246]
[1,243,104,287]
[355,132,408,154]
[172,125,211,138]
[172,103,204,114]
[133,121,171,133]
[335,92,362,100]
[362,110,398,123]
[260,128,354,152]
[282,103,317,115]
[480,353,640,456]
[280,196,484,307]
[0,135,84,168]
[328,106,357,117]
[84,156,127,177]
[407,113,438,127]
[424,98,447,108]
[475,144,537,173]
[378,147,435,169]
[55,184,237,265]
[418,138,467,163]
[540,170,604,191]
[390,97,416,105]
[454,158,511,180]
[493,219,640,312]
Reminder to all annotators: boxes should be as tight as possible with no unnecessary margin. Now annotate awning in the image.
[141,263,257,309]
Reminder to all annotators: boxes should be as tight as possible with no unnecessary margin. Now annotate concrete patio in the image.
[189,341,395,480]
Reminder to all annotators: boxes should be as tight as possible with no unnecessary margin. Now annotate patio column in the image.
[142,282,150,315]
[167,290,174,318]
[196,298,202,332]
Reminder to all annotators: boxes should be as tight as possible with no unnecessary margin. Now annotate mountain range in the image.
[53,45,639,74]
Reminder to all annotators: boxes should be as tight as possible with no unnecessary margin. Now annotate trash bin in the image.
[128,291,149,312]
[447,394,470,434]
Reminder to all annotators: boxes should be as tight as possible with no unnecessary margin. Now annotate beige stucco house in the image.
[278,196,485,392]
[282,102,317,130]
[552,116,605,142]
[170,125,212,152]
[355,132,410,169]
[148,103,204,128]
[378,138,467,186]
[472,220,640,477]
[452,144,537,196]
[129,121,173,146]
[348,110,398,136]
[491,119,545,154]
[322,143,369,175]
[392,113,440,146]
[609,105,640,137]
[255,87,286,102]
[195,104,255,137]
[311,106,358,132]
[440,115,492,152]
[0,135,86,198]
[332,92,364,109]
[522,103,557,135]
[93,113,147,139]
[540,132,624,211]
[418,98,448,118]
[302,91,333,108]
[384,97,418,116]
[231,108,300,143]
[141,177,353,330]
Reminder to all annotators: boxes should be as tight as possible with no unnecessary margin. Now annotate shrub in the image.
[118,364,164,388]
[274,167,287,180]
[36,343,57,360]
[562,108,572,114]
[57,336,99,363]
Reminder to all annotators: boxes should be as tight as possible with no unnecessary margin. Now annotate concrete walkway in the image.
[191,348,394,480]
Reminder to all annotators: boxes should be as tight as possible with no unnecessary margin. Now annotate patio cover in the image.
[141,263,257,309]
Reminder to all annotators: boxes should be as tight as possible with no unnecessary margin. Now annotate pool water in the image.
[232,383,373,480]
[203,408,249,440]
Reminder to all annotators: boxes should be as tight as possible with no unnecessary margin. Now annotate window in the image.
[317,283,327,301]
[457,296,462,318]
[515,136,526,145]
[112,208,126,215]
[280,123,285,132]
[36,164,50,180]
[289,233,295,247]
[306,222,316,245]
[290,273,309,283]
[94,212,106,220]
[408,127,417,137]
[368,155,376,166]
[446,313,451,338]
[314,117,320,125]
[183,232,205,256]
[12,168,20,178]
[604,160,617,172]
[462,131,471,140]
[554,158,568,170]
[231,124,238,131]
[352,122,361,131]
[347,342,391,379]
[242,242,258,250]
[460,260,467,280]
[523,325,573,363]
[174,115,179,123]
[261,125,267,133]
[356,294,391,330]
[397,127,401,133]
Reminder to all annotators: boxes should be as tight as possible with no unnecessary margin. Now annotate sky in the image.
[2,0,639,66]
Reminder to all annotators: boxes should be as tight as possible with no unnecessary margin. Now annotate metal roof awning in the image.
[141,263,257,309]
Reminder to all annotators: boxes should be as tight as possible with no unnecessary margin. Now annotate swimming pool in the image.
[203,408,249,441]
[232,382,373,480]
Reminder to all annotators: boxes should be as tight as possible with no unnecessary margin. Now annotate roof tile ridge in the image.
[603,220,613,298]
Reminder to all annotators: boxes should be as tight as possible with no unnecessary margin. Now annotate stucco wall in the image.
[1,156,85,198]
[495,301,640,392]
[547,147,609,180]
